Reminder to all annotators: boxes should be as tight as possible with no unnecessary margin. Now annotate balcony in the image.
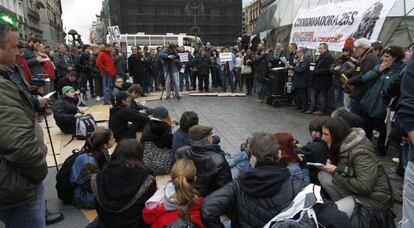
[28,8,40,20]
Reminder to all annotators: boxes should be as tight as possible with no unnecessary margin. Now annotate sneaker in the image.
[46,211,64,225]
[95,96,101,101]
[392,158,400,164]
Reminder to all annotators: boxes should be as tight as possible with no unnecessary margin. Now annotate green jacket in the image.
[360,61,406,119]
[0,65,48,209]
[333,128,392,209]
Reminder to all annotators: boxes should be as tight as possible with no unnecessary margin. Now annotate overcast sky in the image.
[62,0,253,43]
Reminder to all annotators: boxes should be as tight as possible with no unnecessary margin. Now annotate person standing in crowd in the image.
[288,43,298,65]
[371,41,383,58]
[177,46,193,92]
[306,43,334,115]
[330,47,352,108]
[96,44,116,105]
[0,23,48,227]
[289,47,310,112]
[234,51,244,91]
[201,132,306,227]
[397,49,414,228]
[57,71,78,95]
[90,45,102,100]
[142,159,205,228]
[53,43,75,84]
[341,50,359,109]
[37,43,55,94]
[70,127,114,209]
[53,86,84,134]
[254,46,268,102]
[78,45,94,98]
[269,42,288,68]
[193,48,211,92]
[347,38,379,116]
[250,35,261,53]
[159,44,181,99]
[219,47,236,93]
[109,91,149,142]
[210,49,220,89]
[360,46,406,156]
[128,46,145,87]
[318,117,393,222]
[90,139,157,228]
[113,43,127,81]
[242,49,254,95]
[146,48,162,91]
[23,38,43,78]
[176,125,232,197]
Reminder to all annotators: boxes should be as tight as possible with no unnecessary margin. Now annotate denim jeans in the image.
[334,87,344,107]
[225,151,251,179]
[179,71,190,90]
[165,71,180,98]
[0,184,46,228]
[402,161,414,228]
[102,72,114,104]
[221,70,235,92]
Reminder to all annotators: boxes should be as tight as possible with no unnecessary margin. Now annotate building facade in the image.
[244,0,276,34]
[104,0,243,46]
[38,0,64,47]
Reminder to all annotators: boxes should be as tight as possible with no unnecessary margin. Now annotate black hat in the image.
[189,125,213,141]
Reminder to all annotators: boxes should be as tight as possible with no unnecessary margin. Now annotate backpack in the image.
[55,149,86,204]
[165,211,194,228]
[75,114,97,140]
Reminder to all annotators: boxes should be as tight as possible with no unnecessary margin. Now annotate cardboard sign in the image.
[108,26,121,43]
[219,53,233,62]
[178,53,189,62]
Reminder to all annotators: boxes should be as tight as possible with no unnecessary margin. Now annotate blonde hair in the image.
[170,159,198,215]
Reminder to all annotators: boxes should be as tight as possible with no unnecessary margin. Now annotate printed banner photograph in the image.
[290,0,397,52]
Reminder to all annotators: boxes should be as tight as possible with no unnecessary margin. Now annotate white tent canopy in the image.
[253,0,413,48]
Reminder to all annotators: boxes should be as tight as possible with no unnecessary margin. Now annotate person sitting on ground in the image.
[318,117,393,220]
[176,125,232,197]
[275,133,310,184]
[141,106,175,175]
[53,86,84,134]
[128,84,153,114]
[225,137,252,178]
[57,71,78,95]
[142,159,205,227]
[201,132,307,227]
[111,76,124,105]
[296,116,330,184]
[108,91,149,142]
[70,127,114,209]
[90,139,157,228]
[331,107,363,128]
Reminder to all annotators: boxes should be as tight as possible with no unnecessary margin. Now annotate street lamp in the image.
[185,2,204,45]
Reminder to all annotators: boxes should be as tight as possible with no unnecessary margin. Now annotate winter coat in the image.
[292,56,310,89]
[0,65,48,209]
[23,47,42,77]
[141,119,173,149]
[96,50,116,77]
[397,55,414,150]
[348,48,380,100]
[53,52,74,79]
[57,76,78,95]
[145,55,162,77]
[142,182,205,228]
[341,57,358,93]
[360,61,406,119]
[92,165,157,228]
[9,65,39,111]
[113,52,127,76]
[201,161,305,228]
[297,137,328,183]
[159,50,181,75]
[89,53,100,78]
[176,144,232,197]
[333,128,393,208]
[172,129,190,156]
[253,53,268,82]
[109,105,150,142]
[53,96,78,134]
[330,56,349,88]
[128,53,146,84]
[193,55,211,75]
[312,51,334,90]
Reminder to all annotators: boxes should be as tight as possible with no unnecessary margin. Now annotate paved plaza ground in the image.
[0,95,403,227]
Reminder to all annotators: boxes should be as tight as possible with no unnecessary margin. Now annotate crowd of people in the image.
[1,16,414,228]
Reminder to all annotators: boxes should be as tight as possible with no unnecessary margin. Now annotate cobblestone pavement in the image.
[12,95,402,228]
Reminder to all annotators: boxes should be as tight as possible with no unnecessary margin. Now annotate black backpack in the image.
[55,149,86,204]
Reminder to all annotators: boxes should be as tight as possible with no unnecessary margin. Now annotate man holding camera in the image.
[159,44,181,100]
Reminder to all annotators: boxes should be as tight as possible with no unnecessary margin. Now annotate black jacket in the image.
[193,55,211,75]
[141,119,173,149]
[253,53,268,82]
[330,56,349,88]
[292,56,311,89]
[312,52,334,90]
[109,105,149,142]
[92,165,156,228]
[201,161,305,228]
[53,52,74,79]
[296,137,328,184]
[128,54,145,85]
[176,144,232,197]
[57,77,78,95]
[23,47,42,77]
[52,96,78,134]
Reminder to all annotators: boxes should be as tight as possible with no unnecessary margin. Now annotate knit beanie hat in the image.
[62,86,75,95]
[151,106,169,120]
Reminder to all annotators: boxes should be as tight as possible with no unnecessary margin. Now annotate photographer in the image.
[53,86,84,134]
[159,44,181,100]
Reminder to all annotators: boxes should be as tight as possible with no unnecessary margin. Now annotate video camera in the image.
[31,74,47,87]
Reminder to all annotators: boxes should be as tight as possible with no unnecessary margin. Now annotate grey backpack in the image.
[75,114,97,140]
